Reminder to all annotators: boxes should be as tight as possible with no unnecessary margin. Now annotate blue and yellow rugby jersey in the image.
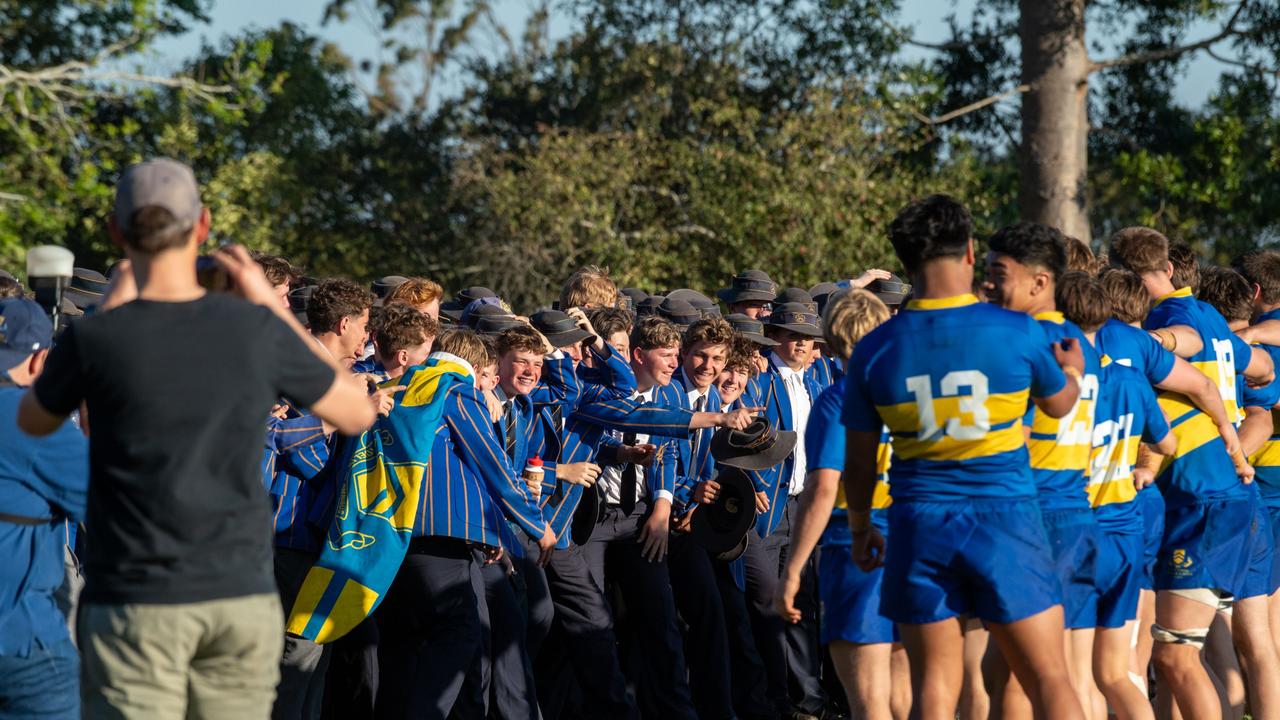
[1026,313,1101,511]
[1143,287,1248,506]
[1095,319,1175,386]
[807,378,891,545]
[1245,312,1280,508]
[842,294,1067,501]
[1089,362,1171,534]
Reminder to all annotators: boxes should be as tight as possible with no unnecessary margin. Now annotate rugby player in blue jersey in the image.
[841,195,1086,720]
[1060,271,1177,720]
[1110,226,1271,720]
[983,223,1105,717]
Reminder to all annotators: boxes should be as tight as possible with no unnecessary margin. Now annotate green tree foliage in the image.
[448,88,989,307]
[923,0,1280,254]
[3,0,1280,300]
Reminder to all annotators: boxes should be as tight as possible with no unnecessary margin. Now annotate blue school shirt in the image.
[842,294,1066,502]
[0,384,89,657]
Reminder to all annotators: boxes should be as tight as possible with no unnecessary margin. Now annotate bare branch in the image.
[1087,0,1268,72]
[877,15,1011,52]
[0,191,28,203]
[1205,47,1280,76]
[0,38,236,115]
[925,83,1032,125]
[671,223,718,239]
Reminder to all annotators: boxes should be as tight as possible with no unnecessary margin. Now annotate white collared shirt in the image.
[771,354,811,496]
[598,387,673,506]
[682,373,709,412]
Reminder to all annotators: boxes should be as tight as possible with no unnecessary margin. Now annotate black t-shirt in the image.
[34,293,336,604]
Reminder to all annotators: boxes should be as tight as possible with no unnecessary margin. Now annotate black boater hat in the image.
[666,288,720,317]
[711,417,797,471]
[441,286,497,321]
[725,313,779,347]
[636,295,666,318]
[371,275,409,301]
[808,282,842,315]
[657,297,701,328]
[775,287,817,312]
[65,268,109,311]
[716,269,778,305]
[867,275,912,306]
[691,467,758,561]
[763,302,823,338]
[531,309,596,348]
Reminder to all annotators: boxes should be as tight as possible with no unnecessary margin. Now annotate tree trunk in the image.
[1018,0,1090,243]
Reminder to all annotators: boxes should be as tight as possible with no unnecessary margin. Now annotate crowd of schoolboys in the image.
[3,159,1280,720]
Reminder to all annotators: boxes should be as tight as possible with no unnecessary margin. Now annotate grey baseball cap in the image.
[114,158,202,233]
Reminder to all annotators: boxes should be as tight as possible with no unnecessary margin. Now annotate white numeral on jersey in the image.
[906,371,991,440]
[1055,373,1099,447]
[1089,413,1135,487]
[1211,338,1237,404]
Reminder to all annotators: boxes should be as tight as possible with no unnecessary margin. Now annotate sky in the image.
[143,0,1230,112]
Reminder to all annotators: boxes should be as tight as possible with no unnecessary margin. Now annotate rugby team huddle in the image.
[4,158,1280,720]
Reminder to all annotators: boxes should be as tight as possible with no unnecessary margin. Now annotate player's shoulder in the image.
[1099,317,1138,339]
[1103,360,1147,387]
[812,378,846,417]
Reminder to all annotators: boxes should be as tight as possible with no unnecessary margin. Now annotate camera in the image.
[196,256,229,292]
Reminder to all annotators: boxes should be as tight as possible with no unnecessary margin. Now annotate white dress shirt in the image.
[771,355,811,496]
[682,373,709,413]
[597,387,673,506]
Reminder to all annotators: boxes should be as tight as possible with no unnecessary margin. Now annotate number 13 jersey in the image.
[842,294,1067,502]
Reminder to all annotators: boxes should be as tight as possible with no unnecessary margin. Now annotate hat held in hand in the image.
[531,309,596,349]
[711,417,796,471]
[690,467,757,561]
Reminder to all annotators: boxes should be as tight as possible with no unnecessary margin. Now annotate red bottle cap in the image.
[526,456,543,468]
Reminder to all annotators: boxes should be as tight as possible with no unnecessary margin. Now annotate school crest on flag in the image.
[286,354,473,643]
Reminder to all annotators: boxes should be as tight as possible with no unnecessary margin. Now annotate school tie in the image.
[502,401,518,462]
[620,431,639,515]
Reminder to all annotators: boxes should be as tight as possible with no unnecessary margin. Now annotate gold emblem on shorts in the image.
[1171,549,1193,569]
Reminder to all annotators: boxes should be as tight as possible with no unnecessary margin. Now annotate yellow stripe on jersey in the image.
[1088,414,1140,508]
[891,424,1026,461]
[833,440,893,511]
[1088,477,1138,506]
[1250,435,1280,468]
[1027,397,1097,471]
[1168,410,1221,459]
[1028,437,1094,471]
[905,294,979,311]
[1190,359,1242,424]
[878,389,1028,462]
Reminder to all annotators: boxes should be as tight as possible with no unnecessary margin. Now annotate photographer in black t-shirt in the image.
[17,158,377,719]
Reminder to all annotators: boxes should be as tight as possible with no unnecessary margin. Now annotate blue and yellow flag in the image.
[286,355,472,643]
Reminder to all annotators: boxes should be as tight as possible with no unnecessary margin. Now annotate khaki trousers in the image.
[79,593,283,720]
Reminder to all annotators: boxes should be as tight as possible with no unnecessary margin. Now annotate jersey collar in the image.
[1033,310,1064,324]
[905,293,978,311]
[1154,286,1193,307]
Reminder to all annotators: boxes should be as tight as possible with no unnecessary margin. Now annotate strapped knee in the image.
[1151,624,1209,649]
